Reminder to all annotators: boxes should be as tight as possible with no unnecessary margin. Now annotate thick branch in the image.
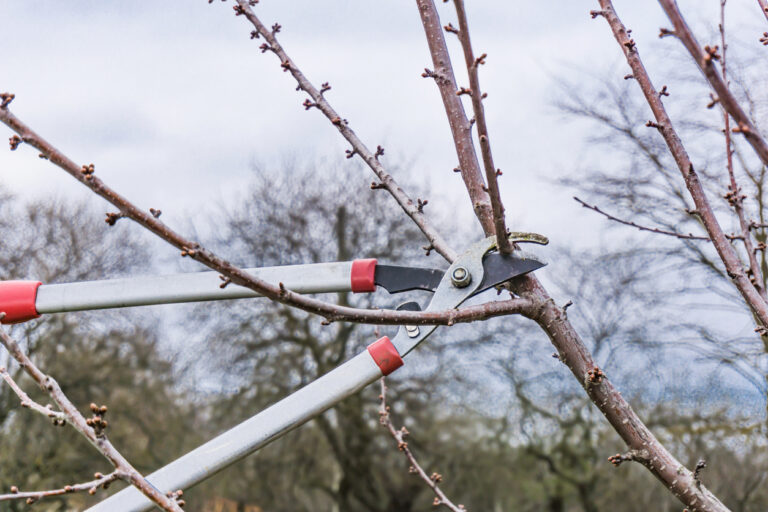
[596,0,768,333]
[658,0,768,168]
[0,324,183,511]
[451,0,511,253]
[414,0,495,235]
[233,0,456,262]
[520,287,729,511]
[379,379,465,512]
[414,1,732,510]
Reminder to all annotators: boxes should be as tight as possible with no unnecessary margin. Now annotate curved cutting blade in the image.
[473,251,546,296]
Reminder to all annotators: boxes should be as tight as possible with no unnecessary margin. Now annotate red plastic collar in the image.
[350,258,377,293]
[0,281,42,324]
[367,336,403,376]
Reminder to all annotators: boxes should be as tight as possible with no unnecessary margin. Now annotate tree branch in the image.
[719,0,766,299]
[450,0,511,253]
[379,378,465,512]
[0,366,67,423]
[0,472,121,504]
[232,0,457,262]
[414,0,495,235]
[658,0,768,168]
[574,196,713,241]
[595,0,768,335]
[0,322,183,511]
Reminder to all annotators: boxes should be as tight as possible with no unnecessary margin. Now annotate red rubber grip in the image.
[0,281,42,324]
[367,336,403,376]
[350,258,377,293]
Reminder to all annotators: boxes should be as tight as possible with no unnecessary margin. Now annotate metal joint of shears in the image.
[0,233,547,511]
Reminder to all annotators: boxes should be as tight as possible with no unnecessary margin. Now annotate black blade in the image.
[374,265,444,293]
[474,252,546,295]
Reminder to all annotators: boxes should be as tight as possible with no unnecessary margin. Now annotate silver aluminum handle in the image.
[35,261,355,314]
[86,347,386,512]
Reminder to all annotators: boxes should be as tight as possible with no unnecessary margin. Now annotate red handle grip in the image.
[0,281,42,324]
[350,259,377,293]
[367,336,403,376]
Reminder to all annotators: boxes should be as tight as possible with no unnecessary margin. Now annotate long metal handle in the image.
[86,349,385,512]
[35,261,355,314]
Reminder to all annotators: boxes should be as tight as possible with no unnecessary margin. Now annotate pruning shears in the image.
[0,234,547,512]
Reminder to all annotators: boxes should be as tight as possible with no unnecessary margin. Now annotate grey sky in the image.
[3,0,760,251]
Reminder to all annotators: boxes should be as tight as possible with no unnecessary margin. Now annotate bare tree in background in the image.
[4,0,768,510]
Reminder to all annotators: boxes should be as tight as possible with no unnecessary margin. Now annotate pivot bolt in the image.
[406,325,420,338]
[451,266,471,288]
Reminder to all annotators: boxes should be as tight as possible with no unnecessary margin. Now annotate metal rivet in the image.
[406,325,419,338]
[451,266,471,288]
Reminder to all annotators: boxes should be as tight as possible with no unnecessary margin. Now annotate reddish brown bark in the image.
[451,0,512,254]
[414,0,495,237]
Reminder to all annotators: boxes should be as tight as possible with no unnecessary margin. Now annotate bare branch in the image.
[658,0,768,168]
[451,0,512,253]
[0,322,183,511]
[379,378,465,512]
[0,472,121,504]
[719,1,766,299]
[414,0,495,235]
[574,196,712,240]
[0,367,67,424]
[230,0,457,262]
[596,0,768,336]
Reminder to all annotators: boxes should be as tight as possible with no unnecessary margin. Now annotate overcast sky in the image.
[3,0,765,257]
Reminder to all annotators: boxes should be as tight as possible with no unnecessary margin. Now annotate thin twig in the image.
[379,379,465,512]
[232,0,456,262]
[596,0,768,337]
[658,0,768,168]
[0,322,183,512]
[0,367,67,423]
[0,472,121,504]
[574,196,712,241]
[451,0,511,253]
[719,1,766,299]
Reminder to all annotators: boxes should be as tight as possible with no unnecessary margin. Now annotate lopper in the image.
[0,234,546,511]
